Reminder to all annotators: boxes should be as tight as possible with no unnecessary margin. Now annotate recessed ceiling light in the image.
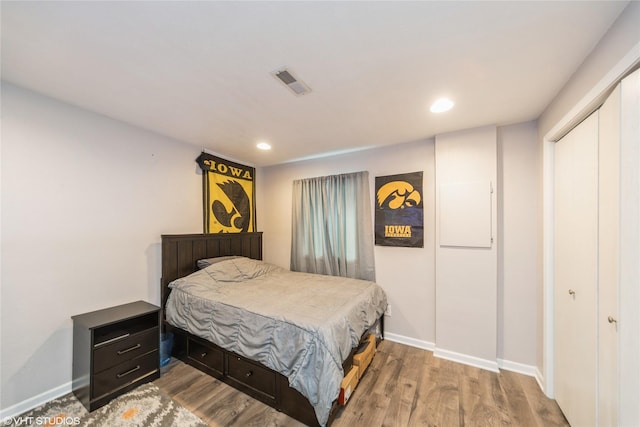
[430,97,454,113]
[257,142,272,151]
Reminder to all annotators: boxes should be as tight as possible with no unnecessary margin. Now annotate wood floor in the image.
[154,340,569,427]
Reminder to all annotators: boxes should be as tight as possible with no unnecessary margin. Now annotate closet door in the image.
[598,84,620,427]
[618,67,640,427]
[554,112,598,427]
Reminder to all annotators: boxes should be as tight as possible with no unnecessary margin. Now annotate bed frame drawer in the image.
[187,338,224,375]
[227,355,276,398]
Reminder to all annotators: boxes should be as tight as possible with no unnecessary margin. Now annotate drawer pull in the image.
[116,365,140,379]
[246,370,253,377]
[201,352,207,358]
[117,344,142,355]
[94,333,130,348]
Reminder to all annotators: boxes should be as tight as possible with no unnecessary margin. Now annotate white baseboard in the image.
[384,332,435,351]
[384,334,541,380]
[535,366,547,396]
[434,347,500,372]
[0,381,72,421]
[497,358,538,377]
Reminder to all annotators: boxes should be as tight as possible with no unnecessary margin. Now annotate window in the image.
[290,171,375,281]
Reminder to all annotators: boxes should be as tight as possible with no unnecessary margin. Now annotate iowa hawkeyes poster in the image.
[375,172,423,247]
[196,153,255,233]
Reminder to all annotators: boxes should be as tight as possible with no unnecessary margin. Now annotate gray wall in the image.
[0,83,203,413]
[260,121,539,372]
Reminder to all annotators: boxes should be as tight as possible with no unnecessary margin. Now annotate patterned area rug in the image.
[4,383,207,427]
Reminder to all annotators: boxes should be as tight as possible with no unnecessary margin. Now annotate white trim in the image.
[547,40,640,142]
[386,333,540,379]
[497,358,538,378]
[434,347,500,373]
[542,40,640,400]
[535,366,546,393]
[384,332,435,351]
[0,381,72,421]
[542,135,555,399]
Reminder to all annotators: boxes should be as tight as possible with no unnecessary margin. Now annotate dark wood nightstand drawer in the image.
[93,328,159,373]
[187,338,224,374]
[227,355,276,398]
[73,301,160,412]
[92,350,158,398]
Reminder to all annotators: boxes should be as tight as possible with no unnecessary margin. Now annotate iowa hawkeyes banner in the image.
[375,172,424,247]
[196,153,256,233]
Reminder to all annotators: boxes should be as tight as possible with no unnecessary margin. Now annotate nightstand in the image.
[72,300,160,411]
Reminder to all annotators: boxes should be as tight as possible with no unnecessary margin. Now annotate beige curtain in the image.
[290,171,375,281]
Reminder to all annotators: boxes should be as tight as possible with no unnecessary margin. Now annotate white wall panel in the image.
[435,125,498,367]
[439,180,492,248]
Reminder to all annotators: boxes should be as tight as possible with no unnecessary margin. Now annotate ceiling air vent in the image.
[272,68,311,96]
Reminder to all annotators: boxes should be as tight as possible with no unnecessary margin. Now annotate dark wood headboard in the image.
[160,232,263,310]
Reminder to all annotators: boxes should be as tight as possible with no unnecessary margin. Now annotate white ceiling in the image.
[1,1,628,166]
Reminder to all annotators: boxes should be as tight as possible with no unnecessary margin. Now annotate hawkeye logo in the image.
[377,181,422,238]
[376,181,421,209]
[212,180,251,232]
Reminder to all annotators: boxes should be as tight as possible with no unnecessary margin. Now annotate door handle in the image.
[568,289,576,296]
[608,316,617,324]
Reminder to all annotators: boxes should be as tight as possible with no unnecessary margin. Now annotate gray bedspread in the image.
[165,257,387,426]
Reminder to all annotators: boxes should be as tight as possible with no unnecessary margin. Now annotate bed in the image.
[160,232,387,426]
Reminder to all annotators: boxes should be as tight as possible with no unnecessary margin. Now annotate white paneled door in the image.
[554,112,599,427]
[597,84,620,427]
[553,68,640,427]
